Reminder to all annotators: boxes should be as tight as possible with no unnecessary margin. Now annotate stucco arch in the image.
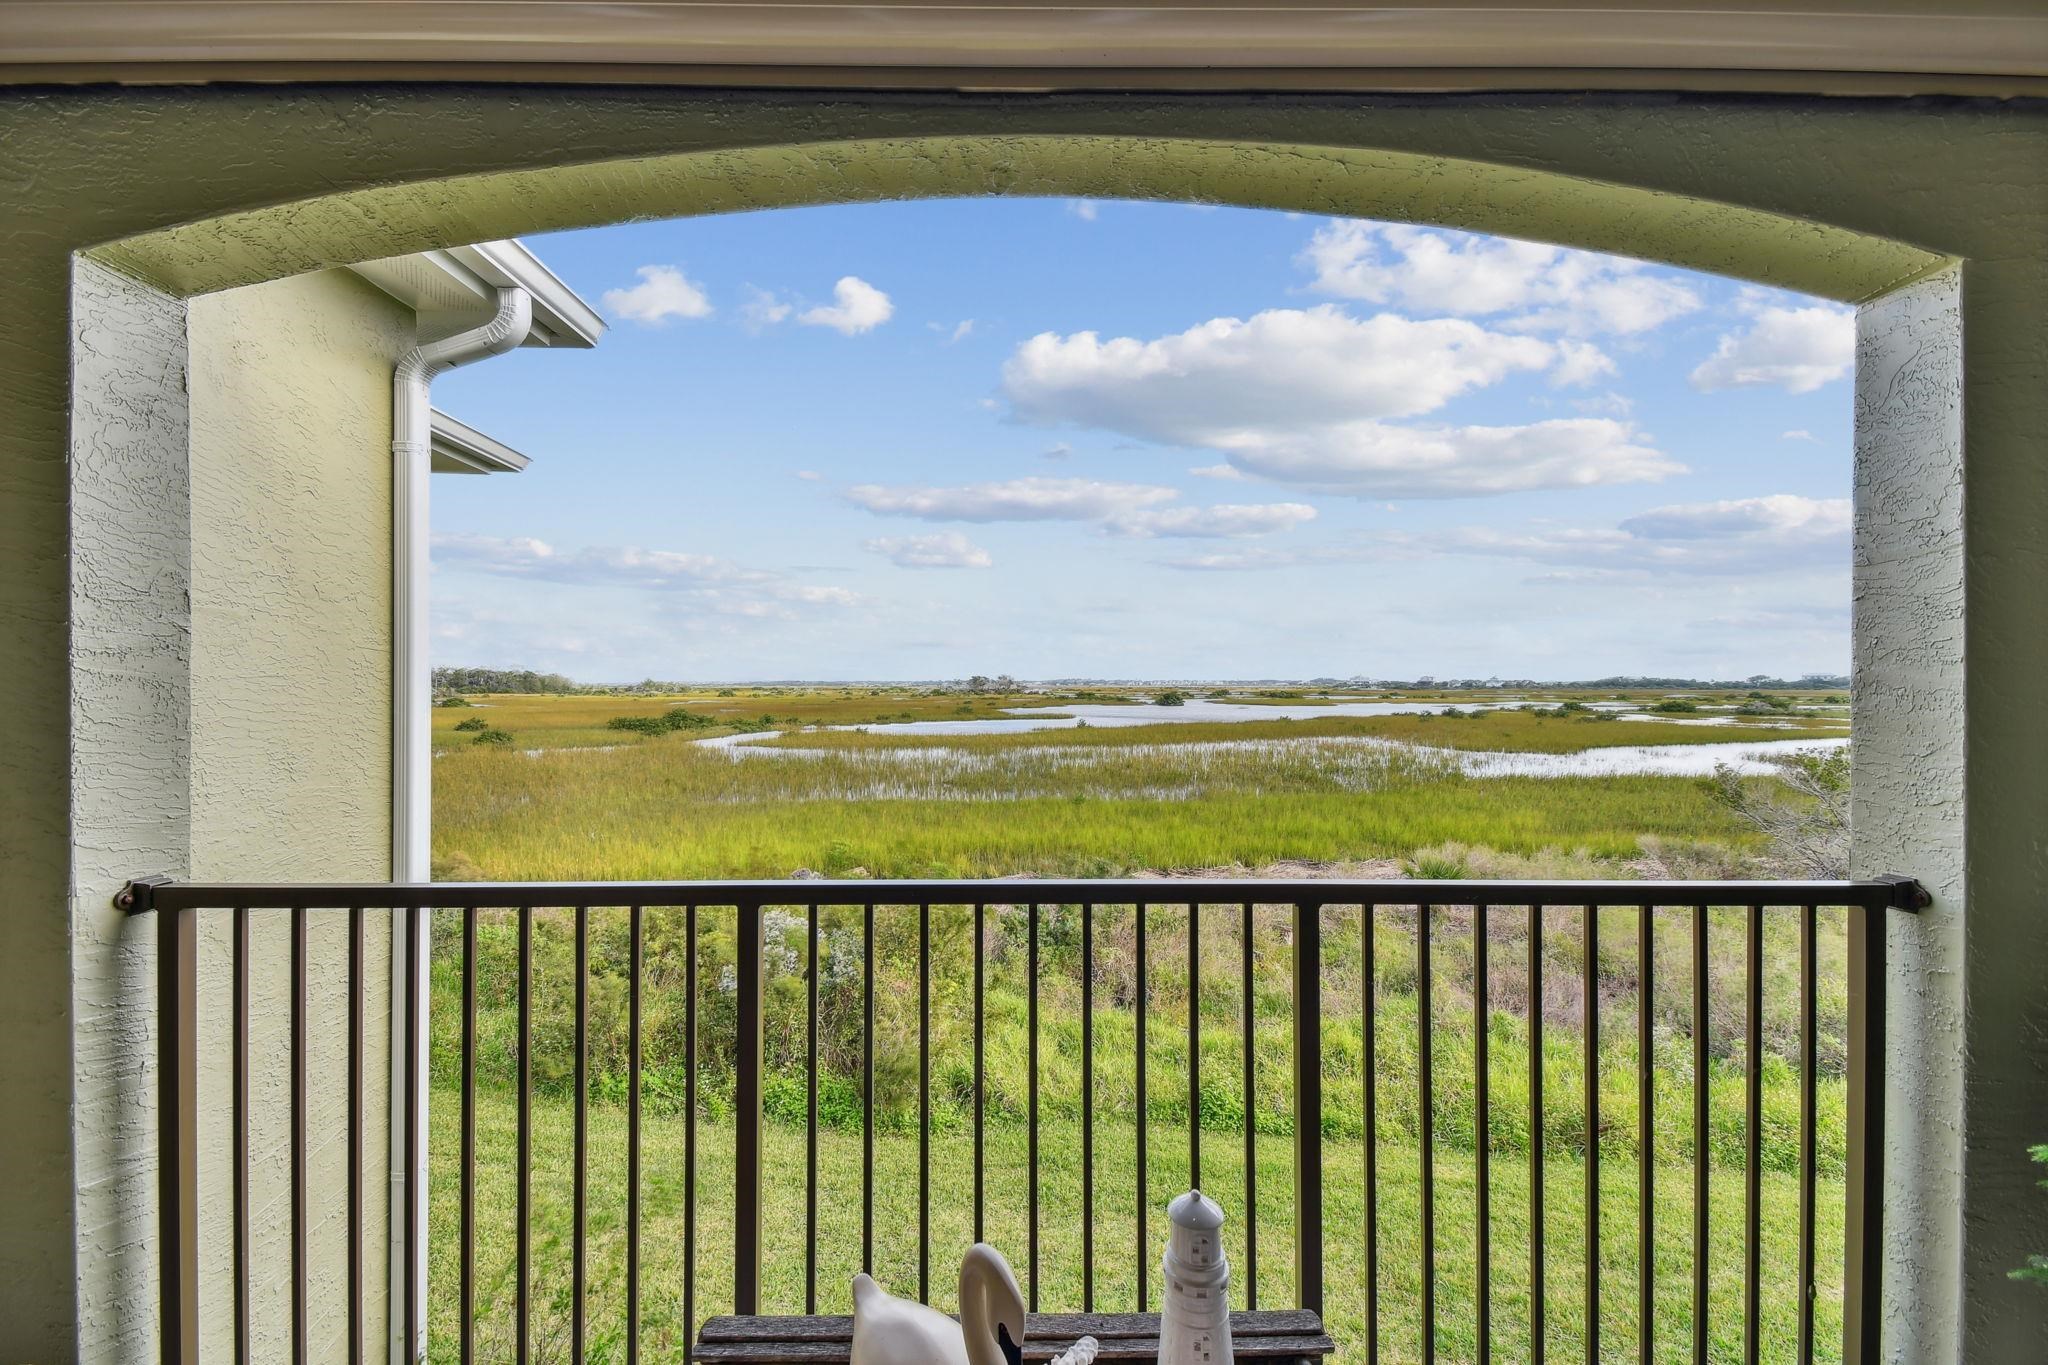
[17,85,2040,1364]
[94,132,1947,304]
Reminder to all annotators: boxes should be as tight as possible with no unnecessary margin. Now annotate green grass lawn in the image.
[429,1087,1843,1364]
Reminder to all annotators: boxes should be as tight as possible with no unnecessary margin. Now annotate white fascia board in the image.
[429,408,531,474]
[453,240,606,349]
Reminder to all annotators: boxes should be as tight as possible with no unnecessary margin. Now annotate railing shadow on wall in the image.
[122,873,1928,1364]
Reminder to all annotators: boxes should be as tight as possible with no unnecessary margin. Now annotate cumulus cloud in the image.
[1690,305,1854,394]
[1068,200,1100,221]
[1299,221,1701,336]
[864,532,994,569]
[602,265,713,324]
[431,533,858,618]
[799,276,894,335]
[997,307,1675,498]
[1004,306,1562,432]
[842,476,1315,539]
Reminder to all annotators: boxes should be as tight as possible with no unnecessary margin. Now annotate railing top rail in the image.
[119,874,1929,913]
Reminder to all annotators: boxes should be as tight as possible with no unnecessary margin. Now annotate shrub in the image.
[470,727,514,747]
[453,716,490,732]
[437,696,472,708]
[1153,690,1188,707]
[1650,699,1700,713]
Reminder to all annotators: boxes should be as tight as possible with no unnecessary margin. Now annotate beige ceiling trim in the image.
[2,2,2043,95]
[8,62,2045,98]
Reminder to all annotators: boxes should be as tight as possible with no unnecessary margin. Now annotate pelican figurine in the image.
[853,1243,1099,1365]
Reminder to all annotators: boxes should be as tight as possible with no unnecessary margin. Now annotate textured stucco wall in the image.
[65,256,194,1363]
[1852,268,1966,1359]
[3,86,2043,1360]
[187,269,404,1361]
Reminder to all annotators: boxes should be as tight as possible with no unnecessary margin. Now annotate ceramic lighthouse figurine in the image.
[1158,1190,1233,1365]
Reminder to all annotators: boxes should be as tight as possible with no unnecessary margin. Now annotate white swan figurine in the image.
[852,1243,1039,1365]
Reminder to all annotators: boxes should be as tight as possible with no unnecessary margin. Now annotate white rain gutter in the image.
[389,285,533,1365]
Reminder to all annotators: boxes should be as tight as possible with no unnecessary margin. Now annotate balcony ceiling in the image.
[2,1,2043,96]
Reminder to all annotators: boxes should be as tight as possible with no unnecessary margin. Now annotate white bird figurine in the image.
[854,1244,1095,1365]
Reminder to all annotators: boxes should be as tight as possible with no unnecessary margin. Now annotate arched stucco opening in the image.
[93,133,1947,303]
[37,89,2016,1364]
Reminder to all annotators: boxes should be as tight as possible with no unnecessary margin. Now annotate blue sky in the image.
[431,197,1854,683]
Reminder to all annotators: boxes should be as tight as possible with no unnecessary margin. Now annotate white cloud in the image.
[864,532,994,569]
[1000,307,1680,498]
[432,533,858,618]
[1067,200,1100,221]
[1299,221,1701,336]
[740,286,794,332]
[602,265,713,324]
[1548,340,1617,387]
[1042,442,1074,461]
[1781,429,1817,442]
[799,276,894,335]
[1440,494,1851,576]
[843,476,1315,539]
[1690,305,1854,394]
[1189,463,1247,480]
[946,320,976,343]
[1114,502,1318,539]
[793,470,824,482]
[1006,306,1559,430]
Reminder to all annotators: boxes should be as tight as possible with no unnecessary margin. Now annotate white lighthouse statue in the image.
[1158,1190,1233,1365]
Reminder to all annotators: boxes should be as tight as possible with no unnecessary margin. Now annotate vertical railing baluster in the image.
[862,902,874,1278]
[1639,904,1655,1365]
[1189,900,1202,1192]
[1137,901,1149,1311]
[1291,901,1324,1315]
[517,905,532,1365]
[1420,900,1436,1362]
[1082,899,1095,1312]
[806,902,819,1316]
[158,897,199,1365]
[1240,901,1256,1313]
[406,901,424,1365]
[1693,904,1709,1365]
[461,907,476,1365]
[1475,903,1491,1365]
[685,903,699,1362]
[1843,902,1887,1365]
[920,902,932,1305]
[1798,903,1818,1365]
[1586,905,1600,1365]
[293,903,309,1365]
[736,901,763,1315]
[1529,904,1546,1365]
[574,904,589,1365]
[976,902,987,1248]
[1364,904,1379,1365]
[233,905,251,1365]
[1743,903,1763,1365]
[349,904,365,1365]
[628,906,643,1365]
[1028,902,1041,1311]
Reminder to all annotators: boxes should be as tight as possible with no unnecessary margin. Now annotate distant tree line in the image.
[433,666,578,695]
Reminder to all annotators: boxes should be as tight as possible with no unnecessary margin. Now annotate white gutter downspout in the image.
[389,286,532,1365]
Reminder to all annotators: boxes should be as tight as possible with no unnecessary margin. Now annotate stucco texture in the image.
[187,268,406,1360]
[2,86,2043,1361]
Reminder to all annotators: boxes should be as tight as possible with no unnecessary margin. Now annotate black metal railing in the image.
[125,874,1926,1364]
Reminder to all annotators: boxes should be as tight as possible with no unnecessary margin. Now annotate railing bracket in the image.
[1876,874,1932,911]
[117,875,172,913]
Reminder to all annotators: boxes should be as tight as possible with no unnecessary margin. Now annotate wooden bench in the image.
[694,1309,1336,1363]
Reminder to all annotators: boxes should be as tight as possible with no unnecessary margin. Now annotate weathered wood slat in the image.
[699,1309,1322,1342]
[692,1337,1332,1363]
[694,1310,1334,1363]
